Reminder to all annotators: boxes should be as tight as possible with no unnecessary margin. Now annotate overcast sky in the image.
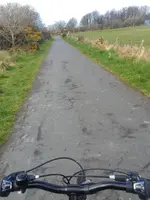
[1,0,150,25]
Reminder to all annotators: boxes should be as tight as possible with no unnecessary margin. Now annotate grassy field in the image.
[74,26,150,47]
[64,37,150,97]
[0,40,53,144]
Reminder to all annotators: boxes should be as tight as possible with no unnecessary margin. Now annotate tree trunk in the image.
[11,32,15,48]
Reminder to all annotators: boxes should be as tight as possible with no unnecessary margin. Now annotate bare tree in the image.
[66,17,77,29]
[124,6,143,27]
[0,3,39,47]
[35,12,45,30]
[92,10,100,26]
[54,20,66,32]
[80,14,89,26]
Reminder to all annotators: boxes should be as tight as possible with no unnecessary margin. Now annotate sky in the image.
[1,0,150,25]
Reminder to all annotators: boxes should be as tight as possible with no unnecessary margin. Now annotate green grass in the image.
[74,26,150,47]
[0,39,53,144]
[65,37,150,97]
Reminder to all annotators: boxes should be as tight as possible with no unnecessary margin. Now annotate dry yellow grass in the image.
[72,35,150,61]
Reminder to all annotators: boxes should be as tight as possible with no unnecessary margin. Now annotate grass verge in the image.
[64,37,150,98]
[0,39,53,144]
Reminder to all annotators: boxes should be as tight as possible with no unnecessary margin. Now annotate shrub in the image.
[99,37,105,44]
[24,26,42,52]
[0,51,15,72]
[62,33,67,37]
[77,36,85,42]
[42,30,51,40]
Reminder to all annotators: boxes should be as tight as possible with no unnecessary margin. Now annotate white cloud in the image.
[1,0,150,25]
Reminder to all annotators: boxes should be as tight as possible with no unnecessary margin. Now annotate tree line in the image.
[49,18,78,32]
[50,5,150,33]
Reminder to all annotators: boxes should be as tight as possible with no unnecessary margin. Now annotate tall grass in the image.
[73,35,150,61]
[91,38,150,61]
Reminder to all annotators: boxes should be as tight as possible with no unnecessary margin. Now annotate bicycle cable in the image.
[26,157,85,177]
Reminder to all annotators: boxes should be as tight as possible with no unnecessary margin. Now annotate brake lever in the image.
[128,172,141,181]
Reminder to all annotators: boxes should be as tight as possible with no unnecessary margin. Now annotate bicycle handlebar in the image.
[27,181,127,194]
[0,171,149,199]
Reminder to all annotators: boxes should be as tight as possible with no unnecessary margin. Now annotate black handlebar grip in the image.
[0,179,11,197]
[144,179,150,200]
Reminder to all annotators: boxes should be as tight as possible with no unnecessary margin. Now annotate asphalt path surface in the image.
[0,36,150,200]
